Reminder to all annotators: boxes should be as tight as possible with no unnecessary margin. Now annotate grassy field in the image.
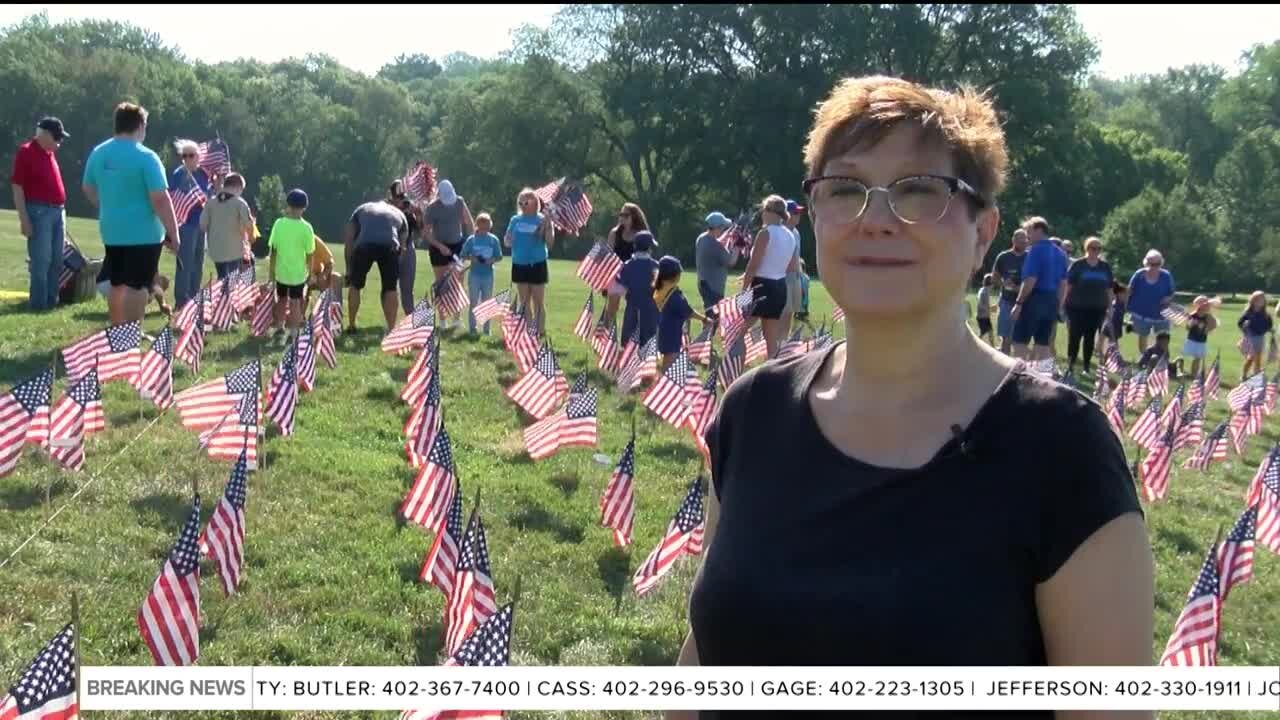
[1,208,1277,720]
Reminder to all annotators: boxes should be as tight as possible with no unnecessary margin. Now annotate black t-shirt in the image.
[993,249,1026,303]
[1186,314,1211,343]
[1065,258,1113,310]
[690,345,1141,719]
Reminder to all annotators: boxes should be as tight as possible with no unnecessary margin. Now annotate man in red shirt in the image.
[10,117,69,310]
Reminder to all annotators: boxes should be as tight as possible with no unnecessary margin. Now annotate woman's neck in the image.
[836,300,1000,414]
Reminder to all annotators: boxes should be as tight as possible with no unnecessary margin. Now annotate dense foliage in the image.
[2,6,1277,289]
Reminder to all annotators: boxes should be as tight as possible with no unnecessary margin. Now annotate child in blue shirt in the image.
[655,256,708,371]
[612,231,660,346]
[460,213,504,334]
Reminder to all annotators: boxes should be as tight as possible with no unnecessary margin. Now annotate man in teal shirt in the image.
[460,212,504,334]
[82,102,180,324]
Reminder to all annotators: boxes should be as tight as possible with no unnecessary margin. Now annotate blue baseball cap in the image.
[658,255,683,276]
[286,189,308,208]
[786,199,806,215]
[704,211,732,229]
[632,231,655,252]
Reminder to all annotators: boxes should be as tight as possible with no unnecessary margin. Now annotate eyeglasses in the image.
[181,153,197,159]
[801,174,984,225]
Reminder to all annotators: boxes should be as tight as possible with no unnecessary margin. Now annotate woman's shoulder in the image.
[720,345,829,418]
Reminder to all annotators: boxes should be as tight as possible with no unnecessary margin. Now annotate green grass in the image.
[0,208,1277,720]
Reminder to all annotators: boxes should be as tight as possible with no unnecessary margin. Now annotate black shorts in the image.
[512,261,548,286]
[977,317,993,335]
[104,243,162,290]
[349,244,399,293]
[276,282,304,299]
[750,277,788,320]
[429,241,464,268]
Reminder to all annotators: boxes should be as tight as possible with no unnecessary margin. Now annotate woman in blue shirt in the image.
[169,139,215,310]
[1125,249,1175,355]
[503,187,555,335]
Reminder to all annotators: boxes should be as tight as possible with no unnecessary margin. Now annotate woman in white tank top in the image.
[740,195,799,359]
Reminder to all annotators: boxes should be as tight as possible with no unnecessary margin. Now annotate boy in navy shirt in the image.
[612,231,659,346]
[655,255,708,371]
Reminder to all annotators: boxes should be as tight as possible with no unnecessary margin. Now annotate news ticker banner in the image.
[82,666,1280,712]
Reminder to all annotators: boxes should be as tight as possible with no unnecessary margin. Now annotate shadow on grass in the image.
[1157,525,1201,556]
[509,504,584,544]
[366,386,397,403]
[0,477,73,512]
[398,559,424,586]
[548,473,580,498]
[625,634,678,666]
[0,348,64,386]
[647,441,701,464]
[596,546,631,607]
[71,308,110,324]
[414,619,446,666]
[129,492,190,528]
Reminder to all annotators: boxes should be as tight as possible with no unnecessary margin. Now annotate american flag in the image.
[577,242,623,293]
[1107,374,1128,436]
[471,289,511,329]
[686,322,715,366]
[175,360,260,468]
[718,338,746,389]
[0,623,76,720]
[383,300,436,356]
[600,438,636,547]
[1183,421,1229,471]
[714,289,754,342]
[1147,358,1169,398]
[133,326,176,410]
[432,271,470,319]
[399,603,514,720]
[1139,423,1177,502]
[718,217,753,253]
[0,367,53,477]
[266,338,299,437]
[1246,444,1278,506]
[1205,353,1221,400]
[400,160,437,205]
[1253,455,1280,553]
[777,326,807,360]
[523,388,598,461]
[685,362,719,463]
[174,286,207,332]
[831,306,845,324]
[1161,303,1191,325]
[742,325,766,366]
[1128,396,1163,450]
[401,334,439,407]
[169,184,206,226]
[57,241,85,290]
[176,294,206,374]
[594,321,621,376]
[138,494,202,666]
[230,266,257,313]
[1266,371,1279,415]
[505,343,568,420]
[503,313,540,375]
[323,287,344,335]
[46,367,104,472]
[444,512,497,656]
[401,426,457,534]
[616,336,658,394]
[1159,543,1220,666]
[569,371,589,399]
[1229,372,1267,412]
[573,292,595,340]
[1218,505,1256,602]
[195,138,231,176]
[251,284,274,337]
[1125,370,1148,408]
[419,482,463,596]
[209,278,236,332]
[61,321,141,385]
[534,177,593,234]
[643,351,694,429]
[633,477,705,597]
[1092,362,1109,403]
[1104,345,1125,375]
[311,300,337,370]
[1173,401,1205,452]
[1229,397,1260,456]
[200,450,249,597]
[406,372,443,470]
[296,319,317,393]
[1159,384,1185,434]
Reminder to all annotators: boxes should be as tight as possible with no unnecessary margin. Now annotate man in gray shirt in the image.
[695,211,741,313]
[345,199,408,331]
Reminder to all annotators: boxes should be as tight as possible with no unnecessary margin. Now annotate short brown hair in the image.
[223,173,245,190]
[803,76,1008,208]
[1022,216,1049,233]
[113,102,148,134]
[761,194,789,220]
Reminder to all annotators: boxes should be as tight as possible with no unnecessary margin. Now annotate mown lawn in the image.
[0,208,1276,720]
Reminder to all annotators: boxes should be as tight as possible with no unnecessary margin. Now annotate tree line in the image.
[1,6,1277,291]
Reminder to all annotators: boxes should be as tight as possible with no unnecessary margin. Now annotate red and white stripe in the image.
[643,353,694,429]
[504,346,568,420]
[599,440,636,547]
[1128,398,1163,450]
[573,292,595,340]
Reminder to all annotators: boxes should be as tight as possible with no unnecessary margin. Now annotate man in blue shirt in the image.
[1010,216,1067,362]
[169,139,214,309]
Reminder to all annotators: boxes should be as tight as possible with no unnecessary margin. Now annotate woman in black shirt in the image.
[672,76,1153,720]
[1064,236,1113,374]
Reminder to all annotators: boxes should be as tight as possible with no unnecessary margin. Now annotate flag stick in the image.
[71,591,82,713]
[512,574,523,605]
[1212,523,1224,553]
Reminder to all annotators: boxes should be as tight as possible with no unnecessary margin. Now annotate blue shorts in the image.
[997,299,1016,338]
[1183,339,1207,359]
[1012,292,1057,346]
[1131,314,1170,337]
